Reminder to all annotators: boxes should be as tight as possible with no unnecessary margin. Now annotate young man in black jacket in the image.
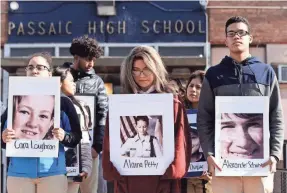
[64,35,108,193]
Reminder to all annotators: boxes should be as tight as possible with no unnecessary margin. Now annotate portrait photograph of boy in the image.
[220,113,264,159]
[190,127,205,162]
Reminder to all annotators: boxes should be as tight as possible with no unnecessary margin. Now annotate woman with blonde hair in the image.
[102,45,191,193]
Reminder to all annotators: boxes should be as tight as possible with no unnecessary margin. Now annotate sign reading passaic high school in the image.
[7,1,206,43]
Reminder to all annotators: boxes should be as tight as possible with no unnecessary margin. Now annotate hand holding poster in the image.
[215,96,269,176]
[6,77,60,157]
[185,109,208,177]
[109,94,174,175]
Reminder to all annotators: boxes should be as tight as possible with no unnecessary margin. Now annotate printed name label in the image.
[6,139,59,157]
[123,159,159,169]
[188,161,208,172]
[222,160,262,169]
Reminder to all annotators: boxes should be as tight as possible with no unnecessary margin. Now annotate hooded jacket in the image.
[63,62,108,154]
[197,56,284,161]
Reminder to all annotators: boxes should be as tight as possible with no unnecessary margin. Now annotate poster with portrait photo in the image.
[120,115,163,158]
[215,96,269,176]
[6,77,61,157]
[109,94,174,175]
[65,144,81,177]
[74,94,96,145]
[185,109,208,178]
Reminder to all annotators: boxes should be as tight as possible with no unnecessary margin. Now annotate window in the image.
[4,44,207,58]
[59,47,105,57]
[59,47,71,57]
[158,46,204,57]
[10,48,55,57]
[108,47,135,57]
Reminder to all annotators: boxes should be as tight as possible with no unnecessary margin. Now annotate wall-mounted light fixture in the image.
[10,1,19,11]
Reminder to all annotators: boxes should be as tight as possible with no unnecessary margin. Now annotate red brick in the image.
[208,1,287,45]
[1,1,8,47]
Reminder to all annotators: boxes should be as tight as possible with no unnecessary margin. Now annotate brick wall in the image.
[1,1,8,47]
[208,1,287,45]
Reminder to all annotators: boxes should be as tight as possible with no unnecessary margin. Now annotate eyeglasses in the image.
[132,68,152,77]
[25,65,50,72]
[226,30,249,37]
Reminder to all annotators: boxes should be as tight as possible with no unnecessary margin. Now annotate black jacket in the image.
[64,63,108,153]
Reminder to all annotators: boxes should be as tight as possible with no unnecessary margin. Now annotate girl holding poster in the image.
[1,52,81,193]
[53,66,93,193]
[102,45,192,193]
[181,70,212,193]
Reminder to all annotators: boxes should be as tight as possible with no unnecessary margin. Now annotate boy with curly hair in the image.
[64,35,108,193]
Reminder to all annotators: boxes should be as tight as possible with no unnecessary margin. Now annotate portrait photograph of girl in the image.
[120,115,163,158]
[12,95,55,140]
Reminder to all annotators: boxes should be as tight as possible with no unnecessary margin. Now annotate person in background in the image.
[197,16,283,193]
[181,70,212,193]
[169,78,186,100]
[102,45,191,193]
[1,52,82,193]
[63,35,109,193]
[53,66,93,193]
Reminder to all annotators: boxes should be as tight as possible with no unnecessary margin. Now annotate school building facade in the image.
[1,0,287,192]
[1,1,208,102]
